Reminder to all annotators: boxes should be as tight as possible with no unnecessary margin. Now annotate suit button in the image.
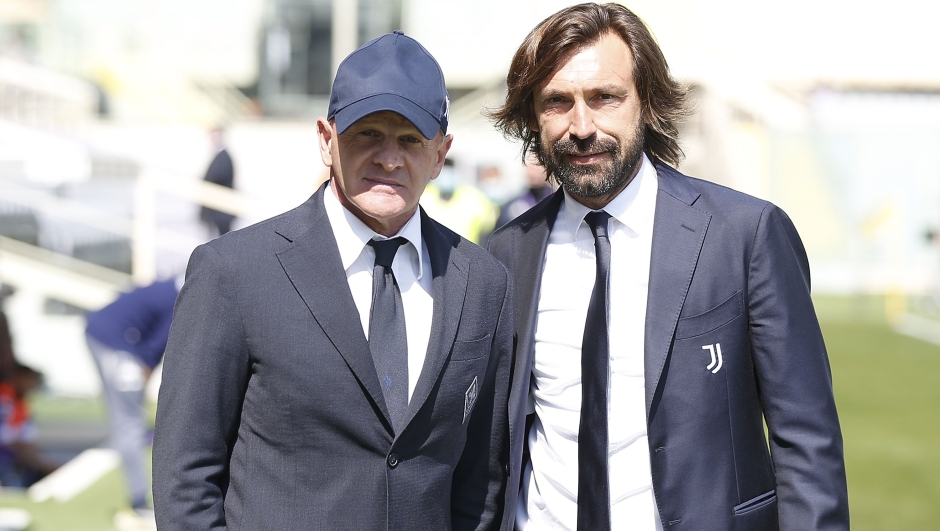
[387,453,399,468]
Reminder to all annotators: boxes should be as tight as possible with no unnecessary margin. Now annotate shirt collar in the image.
[323,183,425,279]
[560,153,658,239]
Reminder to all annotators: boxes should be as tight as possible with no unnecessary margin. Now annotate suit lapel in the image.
[644,163,710,416]
[513,191,563,369]
[402,211,468,430]
[275,186,392,427]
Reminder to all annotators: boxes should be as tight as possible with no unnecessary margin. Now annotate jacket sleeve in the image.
[153,243,250,531]
[451,265,514,531]
[747,204,849,530]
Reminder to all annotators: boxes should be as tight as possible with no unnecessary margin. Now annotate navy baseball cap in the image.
[328,31,449,140]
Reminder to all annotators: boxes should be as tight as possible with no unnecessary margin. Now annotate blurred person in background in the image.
[0,285,57,487]
[421,158,499,245]
[496,157,554,229]
[199,126,236,237]
[477,164,514,206]
[154,31,512,531]
[487,3,848,530]
[84,276,182,518]
[0,363,57,488]
[0,284,19,382]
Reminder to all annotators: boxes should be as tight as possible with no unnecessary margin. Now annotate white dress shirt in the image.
[517,154,664,531]
[324,187,434,401]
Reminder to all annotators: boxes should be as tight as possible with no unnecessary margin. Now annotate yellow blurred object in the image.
[420,183,498,245]
[861,202,897,239]
[884,287,907,326]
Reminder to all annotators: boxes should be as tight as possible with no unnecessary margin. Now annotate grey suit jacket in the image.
[154,184,513,530]
[488,161,849,531]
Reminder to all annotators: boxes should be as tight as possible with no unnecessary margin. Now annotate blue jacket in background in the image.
[85,279,180,369]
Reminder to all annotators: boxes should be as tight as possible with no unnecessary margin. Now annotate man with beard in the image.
[486,3,848,531]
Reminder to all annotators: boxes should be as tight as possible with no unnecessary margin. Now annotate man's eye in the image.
[404,136,421,144]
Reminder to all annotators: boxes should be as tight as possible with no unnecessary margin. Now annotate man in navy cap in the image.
[153,32,513,531]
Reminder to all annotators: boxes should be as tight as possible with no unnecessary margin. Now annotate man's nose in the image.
[374,139,404,171]
[567,100,597,140]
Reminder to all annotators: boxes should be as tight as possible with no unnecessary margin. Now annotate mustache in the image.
[552,137,620,157]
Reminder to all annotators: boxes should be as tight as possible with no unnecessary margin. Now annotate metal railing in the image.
[1,172,266,308]
[0,234,129,310]
[0,57,97,128]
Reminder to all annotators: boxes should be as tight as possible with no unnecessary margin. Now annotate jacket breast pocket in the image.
[675,290,744,340]
[450,334,491,361]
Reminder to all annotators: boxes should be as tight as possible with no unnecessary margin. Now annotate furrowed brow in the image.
[538,88,569,101]
[592,83,630,96]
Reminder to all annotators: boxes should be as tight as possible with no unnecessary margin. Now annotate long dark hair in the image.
[486,2,689,167]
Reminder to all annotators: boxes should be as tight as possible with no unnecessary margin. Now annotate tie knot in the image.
[368,237,407,268]
[584,211,611,240]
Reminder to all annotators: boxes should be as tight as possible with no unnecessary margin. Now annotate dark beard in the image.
[536,124,645,199]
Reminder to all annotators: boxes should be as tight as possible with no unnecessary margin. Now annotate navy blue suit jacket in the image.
[488,161,849,530]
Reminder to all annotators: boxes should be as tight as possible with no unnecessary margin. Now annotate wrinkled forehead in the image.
[535,33,636,95]
[341,110,440,140]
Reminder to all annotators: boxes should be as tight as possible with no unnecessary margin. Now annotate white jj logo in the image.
[702,343,723,374]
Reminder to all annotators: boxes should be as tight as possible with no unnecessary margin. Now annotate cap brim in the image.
[333,94,442,140]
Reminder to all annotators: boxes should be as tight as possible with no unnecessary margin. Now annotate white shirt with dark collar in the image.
[518,154,663,531]
[323,186,434,401]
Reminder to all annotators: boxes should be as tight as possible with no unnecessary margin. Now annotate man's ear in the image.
[528,116,540,133]
[430,133,454,180]
[438,133,453,164]
[316,117,334,168]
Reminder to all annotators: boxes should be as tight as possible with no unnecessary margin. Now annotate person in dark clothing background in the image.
[85,276,182,515]
[198,127,236,236]
[0,283,18,383]
[495,157,553,229]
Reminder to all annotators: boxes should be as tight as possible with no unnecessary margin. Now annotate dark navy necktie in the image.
[578,211,612,531]
[367,237,409,433]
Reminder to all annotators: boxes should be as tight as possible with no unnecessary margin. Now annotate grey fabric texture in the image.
[153,184,513,531]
